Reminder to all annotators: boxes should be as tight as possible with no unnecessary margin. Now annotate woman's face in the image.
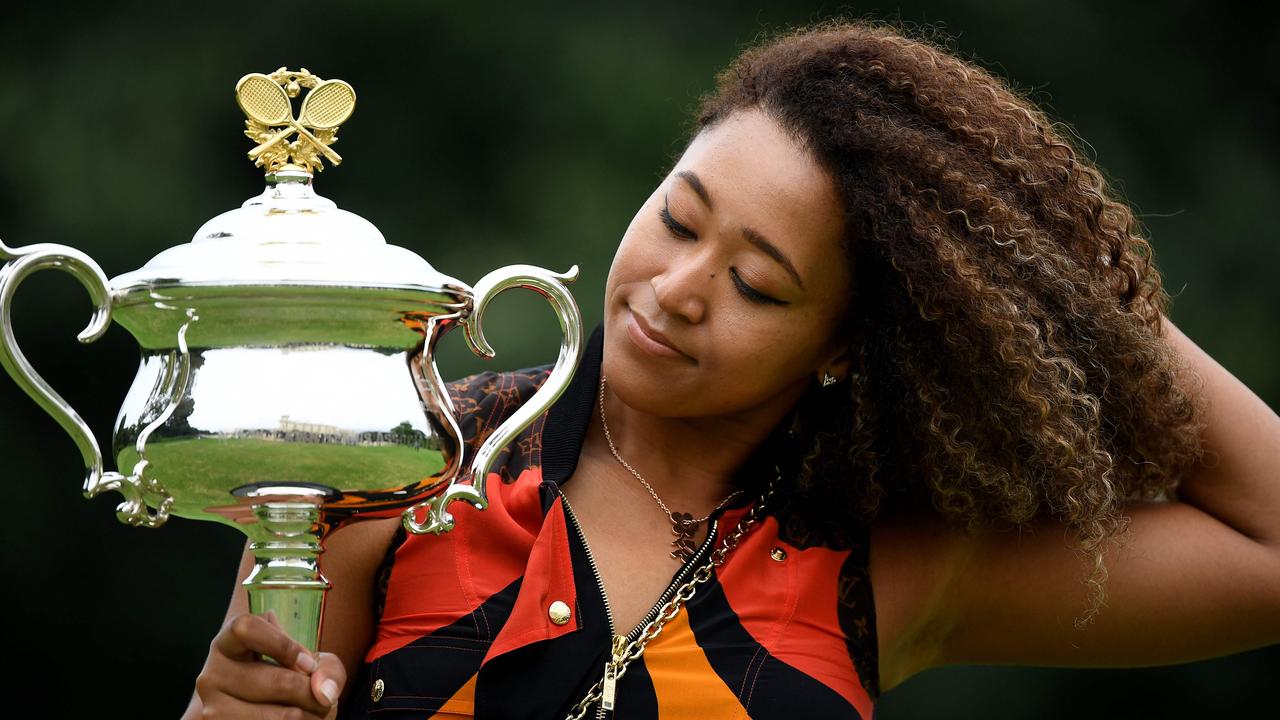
[602,107,852,419]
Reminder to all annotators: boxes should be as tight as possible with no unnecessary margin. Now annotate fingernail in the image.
[321,679,339,706]
[264,610,278,625]
[296,651,318,673]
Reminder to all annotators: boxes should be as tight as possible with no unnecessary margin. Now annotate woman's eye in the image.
[731,268,787,306]
[658,204,697,239]
[657,201,788,307]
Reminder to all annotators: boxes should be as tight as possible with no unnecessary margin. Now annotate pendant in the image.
[669,511,700,561]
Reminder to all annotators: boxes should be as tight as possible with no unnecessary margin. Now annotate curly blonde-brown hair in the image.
[689,18,1208,628]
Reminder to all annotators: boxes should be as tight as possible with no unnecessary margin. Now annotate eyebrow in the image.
[674,170,806,290]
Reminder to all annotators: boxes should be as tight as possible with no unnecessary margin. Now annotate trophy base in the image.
[243,500,330,653]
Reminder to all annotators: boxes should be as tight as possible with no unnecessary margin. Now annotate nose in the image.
[651,245,711,324]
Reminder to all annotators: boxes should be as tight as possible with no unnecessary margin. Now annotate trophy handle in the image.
[406,263,584,535]
[0,239,170,527]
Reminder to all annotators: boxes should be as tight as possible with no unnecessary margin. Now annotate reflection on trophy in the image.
[0,66,584,652]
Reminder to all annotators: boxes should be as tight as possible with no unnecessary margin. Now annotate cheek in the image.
[613,196,663,261]
[608,226,665,290]
[704,321,814,387]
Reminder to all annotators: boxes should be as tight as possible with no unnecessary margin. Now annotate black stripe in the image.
[339,576,522,718]
[612,652,660,718]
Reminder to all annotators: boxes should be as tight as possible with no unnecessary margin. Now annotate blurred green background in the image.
[1,1,1276,717]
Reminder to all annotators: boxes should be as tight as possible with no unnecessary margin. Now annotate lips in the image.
[626,308,694,361]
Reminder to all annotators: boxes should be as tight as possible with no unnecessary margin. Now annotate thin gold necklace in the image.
[597,375,744,561]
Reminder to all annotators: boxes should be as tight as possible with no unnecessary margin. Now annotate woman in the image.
[185,18,1280,719]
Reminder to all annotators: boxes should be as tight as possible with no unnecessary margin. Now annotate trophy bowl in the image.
[0,67,584,652]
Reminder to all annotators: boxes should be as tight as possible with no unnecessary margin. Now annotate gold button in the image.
[371,678,384,702]
[548,600,572,625]
[770,547,787,562]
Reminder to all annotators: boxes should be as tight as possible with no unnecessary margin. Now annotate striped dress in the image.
[339,323,880,718]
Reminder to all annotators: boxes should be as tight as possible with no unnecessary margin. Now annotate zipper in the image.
[558,488,720,718]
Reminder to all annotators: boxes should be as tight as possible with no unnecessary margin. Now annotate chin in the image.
[600,343,694,415]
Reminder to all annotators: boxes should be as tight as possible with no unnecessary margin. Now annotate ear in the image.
[817,341,854,384]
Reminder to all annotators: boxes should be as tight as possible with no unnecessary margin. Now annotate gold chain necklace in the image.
[563,471,778,719]
[597,375,744,561]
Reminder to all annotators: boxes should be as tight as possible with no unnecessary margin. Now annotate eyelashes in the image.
[658,203,696,239]
[730,267,784,305]
[656,201,788,306]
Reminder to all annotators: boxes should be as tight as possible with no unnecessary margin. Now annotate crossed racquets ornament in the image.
[235,67,355,173]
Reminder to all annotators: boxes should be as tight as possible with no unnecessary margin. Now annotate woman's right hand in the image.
[192,609,346,719]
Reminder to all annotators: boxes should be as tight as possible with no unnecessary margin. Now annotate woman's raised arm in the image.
[881,315,1280,688]
[1157,315,1280,545]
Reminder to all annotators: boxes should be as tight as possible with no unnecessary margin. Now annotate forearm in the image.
[1160,315,1280,545]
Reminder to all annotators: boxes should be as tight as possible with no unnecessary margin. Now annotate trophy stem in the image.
[243,501,330,653]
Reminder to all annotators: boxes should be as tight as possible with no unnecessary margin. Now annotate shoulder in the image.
[445,364,556,447]
[445,365,555,424]
[443,363,559,491]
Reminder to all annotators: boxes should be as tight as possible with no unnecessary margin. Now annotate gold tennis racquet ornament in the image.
[237,67,356,173]
[0,66,585,654]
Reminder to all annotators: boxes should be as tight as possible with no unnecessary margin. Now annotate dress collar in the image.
[540,321,604,487]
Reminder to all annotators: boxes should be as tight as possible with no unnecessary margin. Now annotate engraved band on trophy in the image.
[0,67,585,652]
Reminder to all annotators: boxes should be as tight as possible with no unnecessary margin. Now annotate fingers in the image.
[199,611,335,717]
[199,693,329,720]
[210,652,331,715]
[310,652,347,708]
[215,611,317,672]
[260,611,320,674]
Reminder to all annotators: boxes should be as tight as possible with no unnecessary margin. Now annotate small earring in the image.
[822,372,838,387]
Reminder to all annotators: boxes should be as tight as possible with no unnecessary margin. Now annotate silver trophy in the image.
[0,67,584,651]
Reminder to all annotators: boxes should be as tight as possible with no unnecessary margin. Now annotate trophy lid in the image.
[110,68,467,300]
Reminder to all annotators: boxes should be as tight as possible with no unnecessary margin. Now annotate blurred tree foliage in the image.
[0,0,1275,716]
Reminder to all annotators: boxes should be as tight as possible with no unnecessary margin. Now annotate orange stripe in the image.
[429,670,477,718]
[644,609,749,719]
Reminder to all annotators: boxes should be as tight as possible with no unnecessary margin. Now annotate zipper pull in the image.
[601,634,628,712]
